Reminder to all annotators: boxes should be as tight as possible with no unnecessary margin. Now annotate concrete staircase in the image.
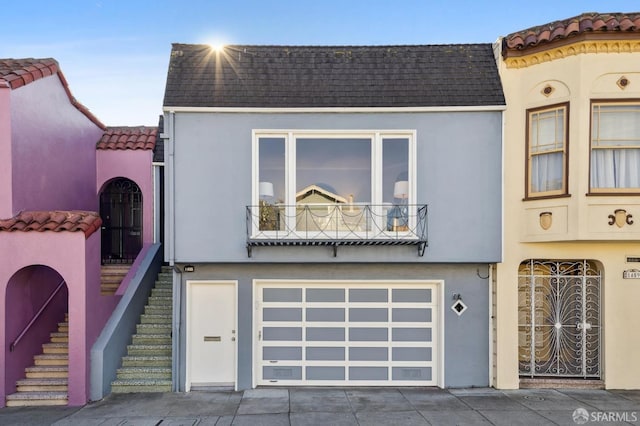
[111,267,172,393]
[101,264,131,296]
[6,315,69,406]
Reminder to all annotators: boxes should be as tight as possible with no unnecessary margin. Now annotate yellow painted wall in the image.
[496,40,640,389]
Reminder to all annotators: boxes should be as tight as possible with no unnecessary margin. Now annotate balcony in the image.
[246,203,428,257]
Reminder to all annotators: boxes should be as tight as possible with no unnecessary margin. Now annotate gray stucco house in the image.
[162,43,505,391]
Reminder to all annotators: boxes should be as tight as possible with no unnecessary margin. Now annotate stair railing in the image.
[10,280,66,352]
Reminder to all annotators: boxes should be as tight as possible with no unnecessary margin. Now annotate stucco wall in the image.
[496,44,640,389]
[0,87,11,218]
[175,262,491,391]
[10,75,102,215]
[168,111,503,263]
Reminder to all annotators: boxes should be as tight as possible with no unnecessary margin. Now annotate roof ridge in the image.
[503,11,640,52]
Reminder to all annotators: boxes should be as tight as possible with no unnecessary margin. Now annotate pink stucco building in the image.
[0,59,159,406]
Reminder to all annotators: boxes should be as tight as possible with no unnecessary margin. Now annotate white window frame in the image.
[251,129,417,238]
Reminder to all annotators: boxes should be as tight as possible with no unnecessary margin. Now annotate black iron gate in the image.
[100,178,142,264]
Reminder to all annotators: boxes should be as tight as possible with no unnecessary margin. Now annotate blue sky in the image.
[4,1,638,126]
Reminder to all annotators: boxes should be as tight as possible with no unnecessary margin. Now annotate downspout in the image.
[166,111,181,391]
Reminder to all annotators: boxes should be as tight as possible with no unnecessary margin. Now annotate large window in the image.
[254,131,414,234]
[526,103,568,198]
[590,101,640,193]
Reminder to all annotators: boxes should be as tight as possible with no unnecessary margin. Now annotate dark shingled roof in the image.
[164,44,505,108]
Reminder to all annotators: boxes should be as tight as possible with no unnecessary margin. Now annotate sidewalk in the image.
[0,387,639,425]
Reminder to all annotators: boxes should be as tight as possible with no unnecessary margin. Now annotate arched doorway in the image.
[5,265,68,399]
[100,178,143,264]
[518,259,601,379]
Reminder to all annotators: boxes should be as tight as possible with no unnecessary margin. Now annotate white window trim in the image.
[252,129,417,238]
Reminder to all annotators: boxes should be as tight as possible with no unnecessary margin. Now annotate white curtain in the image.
[531,152,563,193]
[591,148,640,189]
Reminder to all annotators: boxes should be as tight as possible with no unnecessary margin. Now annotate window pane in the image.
[259,137,285,230]
[591,104,640,190]
[593,105,640,146]
[528,106,566,195]
[296,138,371,203]
[531,152,563,192]
[591,148,640,189]
[296,138,371,232]
[383,138,409,204]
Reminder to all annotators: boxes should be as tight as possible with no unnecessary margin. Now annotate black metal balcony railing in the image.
[246,203,428,257]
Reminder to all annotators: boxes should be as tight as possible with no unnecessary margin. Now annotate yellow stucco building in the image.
[495,12,640,390]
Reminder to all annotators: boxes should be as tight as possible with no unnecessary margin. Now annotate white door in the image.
[255,280,441,387]
[187,281,237,390]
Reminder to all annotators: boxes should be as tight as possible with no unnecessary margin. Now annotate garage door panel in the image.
[307,288,344,302]
[392,327,432,342]
[306,308,345,322]
[257,281,439,386]
[393,289,432,303]
[349,347,388,361]
[349,366,388,380]
[263,346,302,360]
[349,327,388,341]
[263,327,302,341]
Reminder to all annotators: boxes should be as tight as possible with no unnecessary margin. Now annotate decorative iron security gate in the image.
[100,178,142,264]
[518,260,601,378]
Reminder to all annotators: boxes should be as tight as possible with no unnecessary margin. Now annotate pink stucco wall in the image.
[97,149,154,245]
[10,76,103,215]
[0,231,117,407]
[0,87,12,219]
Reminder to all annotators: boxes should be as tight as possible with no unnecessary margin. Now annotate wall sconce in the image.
[608,209,633,228]
[539,211,552,230]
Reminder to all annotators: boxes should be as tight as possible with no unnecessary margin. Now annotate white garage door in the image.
[255,281,440,386]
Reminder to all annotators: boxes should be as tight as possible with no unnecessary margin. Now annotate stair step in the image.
[122,356,172,367]
[42,342,68,354]
[58,323,68,332]
[5,392,68,407]
[117,367,172,380]
[25,366,68,379]
[34,354,68,366]
[111,379,172,393]
[16,378,68,392]
[127,344,172,356]
[132,334,172,345]
[520,378,605,389]
[145,305,172,315]
[151,287,172,296]
[147,296,172,304]
[140,314,172,324]
[49,332,68,343]
[137,323,171,334]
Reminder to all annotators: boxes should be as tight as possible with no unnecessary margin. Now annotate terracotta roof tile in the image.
[97,126,158,150]
[0,211,102,239]
[0,58,106,130]
[504,12,640,51]
[0,58,58,89]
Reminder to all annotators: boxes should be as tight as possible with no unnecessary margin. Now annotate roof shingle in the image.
[504,12,640,53]
[163,44,505,108]
[97,126,158,150]
[0,211,102,239]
